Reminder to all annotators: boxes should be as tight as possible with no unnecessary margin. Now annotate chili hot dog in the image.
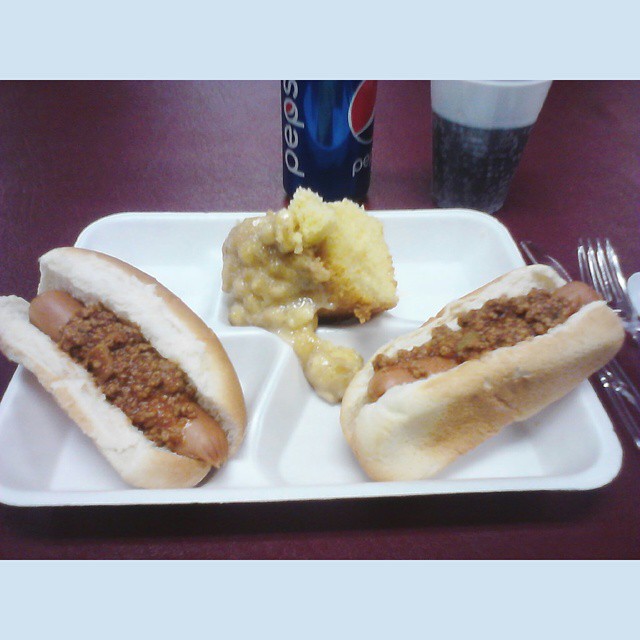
[0,248,247,489]
[340,265,625,482]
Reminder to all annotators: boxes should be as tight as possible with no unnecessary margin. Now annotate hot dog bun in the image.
[0,247,247,489]
[340,265,624,482]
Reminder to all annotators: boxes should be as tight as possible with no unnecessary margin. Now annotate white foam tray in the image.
[0,209,623,506]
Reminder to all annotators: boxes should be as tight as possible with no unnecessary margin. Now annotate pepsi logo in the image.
[282,81,305,178]
[348,81,377,144]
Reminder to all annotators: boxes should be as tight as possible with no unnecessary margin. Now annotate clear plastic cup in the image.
[431,80,552,213]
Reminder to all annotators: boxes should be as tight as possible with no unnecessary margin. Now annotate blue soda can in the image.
[281,80,377,202]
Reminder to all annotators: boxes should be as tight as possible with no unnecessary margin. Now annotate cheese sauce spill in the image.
[221,189,398,404]
[221,208,362,403]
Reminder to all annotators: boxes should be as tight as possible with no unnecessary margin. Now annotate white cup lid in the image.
[431,80,553,129]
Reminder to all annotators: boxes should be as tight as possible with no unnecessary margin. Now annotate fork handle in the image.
[607,358,640,410]
[596,364,640,449]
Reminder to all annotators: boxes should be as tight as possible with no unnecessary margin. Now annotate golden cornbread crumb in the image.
[322,195,398,322]
[221,188,398,403]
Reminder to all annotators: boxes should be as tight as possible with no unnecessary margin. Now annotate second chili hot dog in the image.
[0,247,247,489]
[340,265,625,482]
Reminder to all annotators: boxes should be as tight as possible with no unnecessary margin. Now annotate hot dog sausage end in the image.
[29,290,84,342]
[176,406,230,468]
[553,281,602,306]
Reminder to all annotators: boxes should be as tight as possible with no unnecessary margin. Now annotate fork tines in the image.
[578,237,640,348]
[578,238,629,310]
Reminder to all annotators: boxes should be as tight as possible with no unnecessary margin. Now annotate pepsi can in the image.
[281,80,377,202]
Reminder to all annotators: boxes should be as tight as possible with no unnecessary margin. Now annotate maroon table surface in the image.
[0,80,638,560]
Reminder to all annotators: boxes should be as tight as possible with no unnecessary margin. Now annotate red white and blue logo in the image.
[348,80,377,144]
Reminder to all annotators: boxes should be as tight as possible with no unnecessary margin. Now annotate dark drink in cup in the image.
[432,113,533,214]
[430,81,552,214]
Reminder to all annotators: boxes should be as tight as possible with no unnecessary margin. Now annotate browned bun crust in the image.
[0,247,246,488]
[340,265,625,481]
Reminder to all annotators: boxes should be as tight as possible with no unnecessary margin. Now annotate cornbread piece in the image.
[291,188,398,322]
[222,188,398,403]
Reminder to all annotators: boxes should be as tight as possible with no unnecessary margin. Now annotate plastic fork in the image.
[520,240,640,449]
[578,238,640,345]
